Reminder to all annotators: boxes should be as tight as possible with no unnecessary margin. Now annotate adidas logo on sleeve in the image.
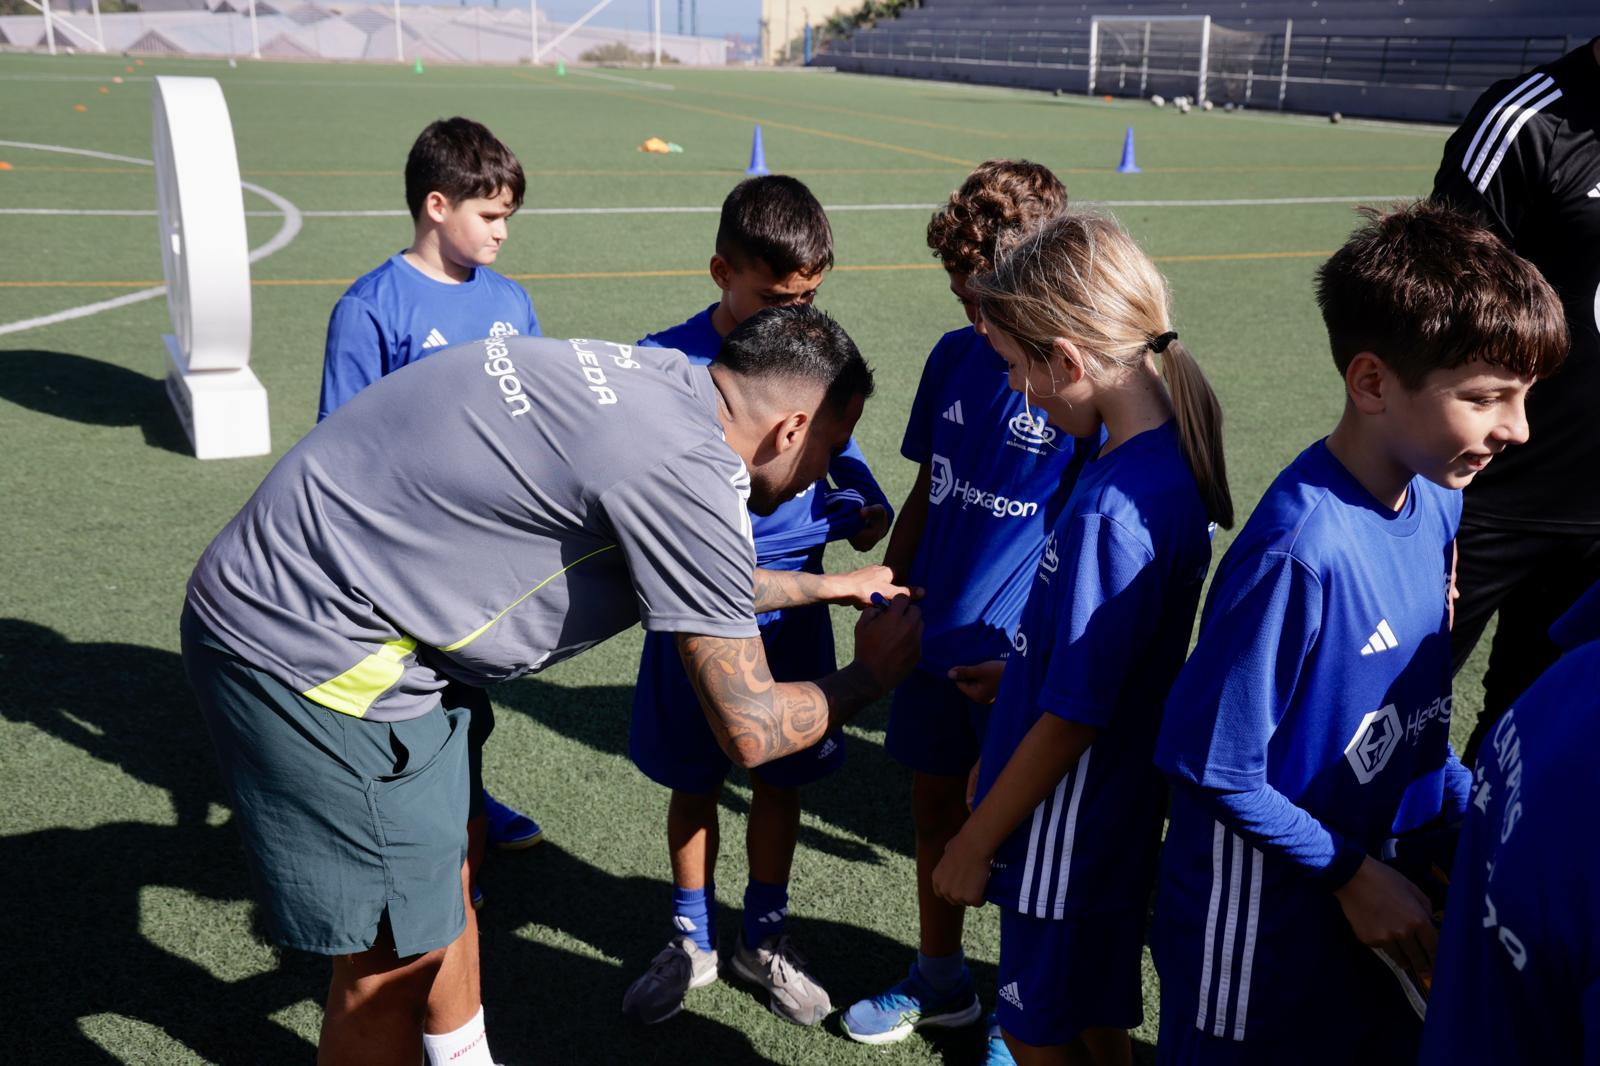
[942,400,965,425]
[422,328,448,350]
[1360,619,1399,656]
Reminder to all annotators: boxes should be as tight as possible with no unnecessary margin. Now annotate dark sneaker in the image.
[621,936,719,1025]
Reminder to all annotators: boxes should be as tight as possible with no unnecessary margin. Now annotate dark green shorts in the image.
[183,605,470,958]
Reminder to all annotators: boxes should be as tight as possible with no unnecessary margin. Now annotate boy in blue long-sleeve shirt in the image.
[1152,201,1569,1065]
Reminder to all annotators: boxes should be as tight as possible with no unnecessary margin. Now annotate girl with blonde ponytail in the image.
[929,212,1229,1065]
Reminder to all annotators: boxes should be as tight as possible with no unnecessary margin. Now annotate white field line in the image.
[0,194,1412,221]
[0,140,302,337]
[565,66,674,90]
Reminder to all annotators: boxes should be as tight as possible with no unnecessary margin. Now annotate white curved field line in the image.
[0,140,302,338]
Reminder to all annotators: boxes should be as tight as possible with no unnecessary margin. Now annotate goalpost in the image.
[1089,14,1281,107]
[1088,15,1211,104]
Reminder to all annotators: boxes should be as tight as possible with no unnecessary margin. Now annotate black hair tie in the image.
[1149,331,1179,354]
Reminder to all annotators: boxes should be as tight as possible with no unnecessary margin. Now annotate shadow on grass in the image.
[0,348,189,454]
[494,676,914,867]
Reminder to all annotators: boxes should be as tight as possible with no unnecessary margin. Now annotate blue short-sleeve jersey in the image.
[1421,594,1600,1066]
[902,327,1087,673]
[975,421,1213,918]
[638,304,891,579]
[318,253,539,420]
[1152,439,1465,1044]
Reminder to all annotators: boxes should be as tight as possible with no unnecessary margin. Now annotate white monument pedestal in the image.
[164,334,270,459]
[153,75,270,460]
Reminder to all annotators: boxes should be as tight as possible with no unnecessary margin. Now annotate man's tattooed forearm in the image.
[752,568,828,613]
[677,633,831,767]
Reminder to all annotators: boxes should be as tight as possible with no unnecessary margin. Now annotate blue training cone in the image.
[1116,127,1141,173]
[746,125,771,176]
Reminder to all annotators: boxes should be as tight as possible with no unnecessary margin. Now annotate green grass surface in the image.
[0,53,1492,1063]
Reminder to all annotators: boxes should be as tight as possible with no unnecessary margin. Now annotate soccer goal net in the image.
[1088,15,1275,106]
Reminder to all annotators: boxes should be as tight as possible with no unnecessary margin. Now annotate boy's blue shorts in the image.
[885,666,989,777]
[995,906,1146,1049]
[629,601,845,794]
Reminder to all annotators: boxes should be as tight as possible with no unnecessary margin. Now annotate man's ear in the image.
[424,190,451,224]
[771,409,810,455]
[1345,351,1392,415]
[1051,337,1088,385]
[710,254,734,293]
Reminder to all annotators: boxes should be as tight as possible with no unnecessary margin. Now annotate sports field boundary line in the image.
[0,139,301,338]
[0,195,1412,221]
[0,250,1335,290]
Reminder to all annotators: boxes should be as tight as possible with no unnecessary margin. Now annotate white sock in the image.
[423,1006,494,1066]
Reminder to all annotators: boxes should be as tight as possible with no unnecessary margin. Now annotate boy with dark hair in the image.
[318,116,542,883]
[841,160,1075,1064]
[1151,200,1567,1065]
[621,175,893,1028]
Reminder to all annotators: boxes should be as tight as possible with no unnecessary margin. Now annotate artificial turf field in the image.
[0,51,1497,1063]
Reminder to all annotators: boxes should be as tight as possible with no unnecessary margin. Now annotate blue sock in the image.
[916,949,966,993]
[671,885,714,954]
[742,878,788,949]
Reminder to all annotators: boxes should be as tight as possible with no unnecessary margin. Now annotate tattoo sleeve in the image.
[676,633,883,767]
[751,568,833,613]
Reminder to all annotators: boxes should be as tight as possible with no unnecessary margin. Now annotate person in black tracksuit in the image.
[1432,36,1600,764]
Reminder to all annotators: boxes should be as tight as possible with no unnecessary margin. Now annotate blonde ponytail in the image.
[1157,339,1233,529]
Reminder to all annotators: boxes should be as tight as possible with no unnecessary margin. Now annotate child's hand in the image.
[1333,856,1439,981]
[948,660,1005,705]
[853,594,923,693]
[932,830,992,907]
[849,505,891,552]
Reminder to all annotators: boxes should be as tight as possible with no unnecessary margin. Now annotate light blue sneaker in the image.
[483,790,543,850]
[840,962,983,1045]
[981,1014,1017,1065]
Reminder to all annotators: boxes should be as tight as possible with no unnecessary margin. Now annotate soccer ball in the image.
[1150,94,1166,108]
[1201,99,1214,111]
[1330,111,1343,123]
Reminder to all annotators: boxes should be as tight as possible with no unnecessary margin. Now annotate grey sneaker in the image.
[730,934,833,1026]
[621,936,719,1024]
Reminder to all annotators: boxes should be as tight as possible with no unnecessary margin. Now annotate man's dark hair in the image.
[405,117,526,221]
[715,176,834,278]
[1315,199,1567,388]
[717,305,872,417]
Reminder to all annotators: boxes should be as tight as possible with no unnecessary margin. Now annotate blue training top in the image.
[1152,439,1472,1044]
[901,326,1089,674]
[638,303,892,580]
[1420,584,1600,1066]
[319,252,540,420]
[976,420,1213,918]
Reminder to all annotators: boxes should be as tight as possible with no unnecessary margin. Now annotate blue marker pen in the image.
[870,592,887,608]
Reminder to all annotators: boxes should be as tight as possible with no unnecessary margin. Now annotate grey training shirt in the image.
[187,335,759,722]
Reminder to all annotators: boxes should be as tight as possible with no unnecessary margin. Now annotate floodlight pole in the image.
[530,0,538,63]
[249,0,261,58]
[1138,20,1150,96]
[652,0,661,65]
[91,0,105,51]
[1086,19,1098,95]
[1277,18,1293,110]
[394,0,404,61]
[1196,14,1211,105]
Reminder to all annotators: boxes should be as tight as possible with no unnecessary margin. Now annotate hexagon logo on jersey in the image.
[1040,530,1060,575]
[1008,409,1058,448]
[929,453,954,505]
[1344,704,1402,784]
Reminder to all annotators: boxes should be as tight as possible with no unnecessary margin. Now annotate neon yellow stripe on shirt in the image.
[439,544,618,654]
[303,635,418,718]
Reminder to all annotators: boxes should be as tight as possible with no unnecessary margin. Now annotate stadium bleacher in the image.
[821,0,1594,121]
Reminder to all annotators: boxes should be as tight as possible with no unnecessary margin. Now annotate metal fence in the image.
[823,24,1573,106]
